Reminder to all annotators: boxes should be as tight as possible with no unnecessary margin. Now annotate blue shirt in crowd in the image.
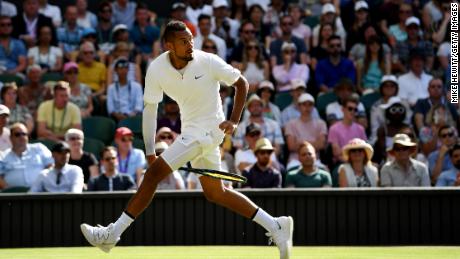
[436,168,460,187]
[315,57,356,89]
[107,81,144,115]
[129,24,160,54]
[0,38,26,71]
[57,24,84,53]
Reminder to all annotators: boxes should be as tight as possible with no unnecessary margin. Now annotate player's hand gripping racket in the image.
[179,167,247,183]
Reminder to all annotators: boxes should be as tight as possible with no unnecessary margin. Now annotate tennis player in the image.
[81,21,293,259]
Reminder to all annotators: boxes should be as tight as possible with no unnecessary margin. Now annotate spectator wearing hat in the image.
[241,138,282,188]
[387,3,413,46]
[27,24,63,73]
[194,14,227,60]
[272,42,309,92]
[157,96,182,134]
[328,95,367,163]
[95,1,115,54]
[280,78,321,127]
[234,122,280,173]
[345,1,370,52]
[76,0,97,29]
[326,79,367,127]
[114,127,146,185]
[374,96,414,164]
[436,142,460,187]
[65,128,99,185]
[338,138,378,187]
[428,125,458,184]
[155,127,177,146]
[38,0,62,27]
[0,104,11,151]
[233,94,284,155]
[285,93,327,167]
[12,0,56,48]
[0,15,27,76]
[212,0,240,49]
[269,14,308,67]
[380,133,430,187]
[0,123,53,190]
[311,3,346,50]
[255,80,281,124]
[369,75,400,144]
[87,146,136,191]
[285,141,332,188]
[17,65,47,117]
[37,81,82,142]
[185,0,213,28]
[78,42,107,98]
[0,82,34,132]
[112,0,137,28]
[29,142,84,193]
[169,2,197,36]
[57,5,84,60]
[316,35,356,93]
[106,58,143,122]
[130,3,161,61]
[397,48,433,107]
[0,0,17,17]
[152,141,185,190]
[64,62,94,118]
[110,24,142,67]
[394,16,434,72]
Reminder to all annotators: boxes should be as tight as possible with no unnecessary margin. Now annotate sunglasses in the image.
[82,51,94,55]
[347,106,358,113]
[393,146,411,152]
[440,132,454,138]
[243,30,255,34]
[329,44,341,48]
[121,137,133,142]
[0,23,12,27]
[13,132,27,137]
[160,135,173,140]
[103,156,117,161]
[247,45,258,50]
[65,70,78,75]
[399,10,411,14]
[430,84,443,89]
[257,150,273,155]
[101,8,112,13]
[283,50,296,54]
[389,106,405,114]
[248,132,261,138]
[282,22,293,26]
[69,136,82,141]
[349,149,364,154]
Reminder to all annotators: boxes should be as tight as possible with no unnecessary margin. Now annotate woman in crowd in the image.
[0,82,34,132]
[106,42,142,85]
[239,39,269,93]
[356,36,390,93]
[338,138,378,187]
[272,42,309,92]
[63,62,94,118]
[27,25,63,73]
[310,23,333,70]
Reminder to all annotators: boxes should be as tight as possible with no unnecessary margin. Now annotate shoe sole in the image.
[80,223,115,254]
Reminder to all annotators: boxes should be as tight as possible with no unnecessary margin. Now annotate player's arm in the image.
[219,76,249,134]
[143,102,159,165]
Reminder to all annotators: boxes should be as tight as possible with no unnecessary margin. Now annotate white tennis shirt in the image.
[144,49,241,142]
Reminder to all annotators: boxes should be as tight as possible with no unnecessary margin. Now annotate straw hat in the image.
[387,133,417,152]
[254,138,274,152]
[342,138,374,162]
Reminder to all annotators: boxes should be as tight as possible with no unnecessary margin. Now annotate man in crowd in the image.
[436,142,460,187]
[194,14,226,59]
[0,123,53,190]
[57,5,84,60]
[113,127,146,185]
[0,15,27,75]
[0,104,11,151]
[87,146,136,191]
[280,79,320,127]
[78,42,107,98]
[428,126,457,184]
[380,134,430,187]
[242,138,282,188]
[29,142,84,193]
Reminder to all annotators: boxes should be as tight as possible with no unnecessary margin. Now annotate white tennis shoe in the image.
[80,223,120,253]
[266,216,294,259]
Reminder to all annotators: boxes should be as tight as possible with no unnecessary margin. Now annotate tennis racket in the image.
[179,167,247,183]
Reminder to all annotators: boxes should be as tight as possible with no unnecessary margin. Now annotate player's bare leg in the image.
[80,157,173,252]
[200,176,293,259]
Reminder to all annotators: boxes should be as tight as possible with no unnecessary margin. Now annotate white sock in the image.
[252,208,278,233]
[113,212,134,237]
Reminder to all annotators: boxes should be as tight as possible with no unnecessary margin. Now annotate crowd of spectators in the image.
[0,0,458,192]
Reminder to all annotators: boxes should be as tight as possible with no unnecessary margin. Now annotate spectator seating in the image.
[83,137,105,159]
[82,116,116,145]
[0,74,24,86]
[30,138,57,151]
[316,92,337,119]
[275,92,293,111]
[1,186,30,193]
[40,72,64,84]
[132,137,145,152]
[360,91,381,112]
[118,115,142,138]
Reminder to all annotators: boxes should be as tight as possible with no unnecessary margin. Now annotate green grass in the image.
[1,246,460,259]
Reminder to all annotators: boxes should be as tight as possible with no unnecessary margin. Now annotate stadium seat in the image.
[118,115,142,138]
[274,92,293,110]
[360,91,381,111]
[316,92,337,119]
[1,186,30,193]
[40,72,64,84]
[132,137,145,152]
[0,74,24,86]
[82,116,116,145]
[29,138,57,151]
[83,137,105,159]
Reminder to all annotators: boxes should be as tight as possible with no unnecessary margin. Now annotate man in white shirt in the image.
[398,49,433,107]
[38,0,62,27]
[29,141,84,193]
[185,0,212,27]
[211,0,240,47]
[0,104,11,151]
[81,21,293,259]
[194,14,227,60]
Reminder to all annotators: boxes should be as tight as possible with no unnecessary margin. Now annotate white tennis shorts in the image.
[160,129,224,173]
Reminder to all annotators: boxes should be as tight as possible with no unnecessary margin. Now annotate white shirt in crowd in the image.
[39,3,62,27]
[398,71,433,106]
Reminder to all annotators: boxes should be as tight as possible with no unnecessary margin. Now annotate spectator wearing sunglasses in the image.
[201,38,218,54]
[64,62,93,118]
[114,127,146,185]
[328,95,367,163]
[65,128,99,185]
[87,146,136,191]
[428,126,458,184]
[29,142,84,193]
[436,142,460,187]
[0,123,53,191]
[380,134,430,187]
[155,127,176,146]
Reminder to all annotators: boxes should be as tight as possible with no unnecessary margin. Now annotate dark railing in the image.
[1,188,460,248]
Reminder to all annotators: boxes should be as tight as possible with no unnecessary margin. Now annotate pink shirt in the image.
[285,118,327,161]
[328,121,367,149]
